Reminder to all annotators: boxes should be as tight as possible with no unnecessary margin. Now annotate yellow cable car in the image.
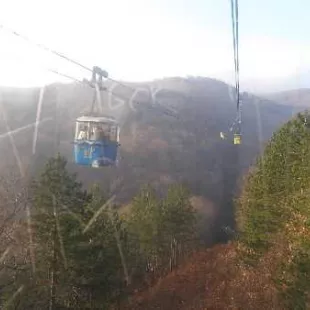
[233,133,242,145]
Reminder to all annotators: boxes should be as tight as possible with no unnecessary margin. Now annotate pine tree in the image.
[67,185,127,309]
[30,155,89,309]
[6,155,127,309]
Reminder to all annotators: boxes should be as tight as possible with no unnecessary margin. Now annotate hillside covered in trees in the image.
[120,112,310,309]
[0,77,301,246]
[0,155,199,309]
[237,111,310,309]
[0,79,309,309]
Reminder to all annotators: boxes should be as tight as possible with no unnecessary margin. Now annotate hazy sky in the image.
[1,0,310,88]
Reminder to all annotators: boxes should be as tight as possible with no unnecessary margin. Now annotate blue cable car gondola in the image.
[73,115,120,168]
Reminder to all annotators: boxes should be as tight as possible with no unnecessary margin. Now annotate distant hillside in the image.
[262,88,310,108]
[0,77,297,244]
[241,68,310,94]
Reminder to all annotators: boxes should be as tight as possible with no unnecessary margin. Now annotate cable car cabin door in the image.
[73,117,119,168]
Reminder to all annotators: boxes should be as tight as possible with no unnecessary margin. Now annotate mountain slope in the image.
[121,243,281,310]
[237,111,310,309]
[0,77,298,245]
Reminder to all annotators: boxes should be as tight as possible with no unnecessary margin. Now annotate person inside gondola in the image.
[90,125,97,140]
[97,126,105,140]
[78,125,87,140]
[89,125,101,140]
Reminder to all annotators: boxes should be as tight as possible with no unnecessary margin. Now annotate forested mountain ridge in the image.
[120,111,310,310]
[0,77,302,245]
[0,77,309,309]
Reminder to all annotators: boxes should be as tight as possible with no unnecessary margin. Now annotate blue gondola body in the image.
[73,116,120,168]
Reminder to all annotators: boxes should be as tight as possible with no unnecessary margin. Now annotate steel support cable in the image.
[230,0,241,133]
[0,23,137,92]
[0,23,178,119]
